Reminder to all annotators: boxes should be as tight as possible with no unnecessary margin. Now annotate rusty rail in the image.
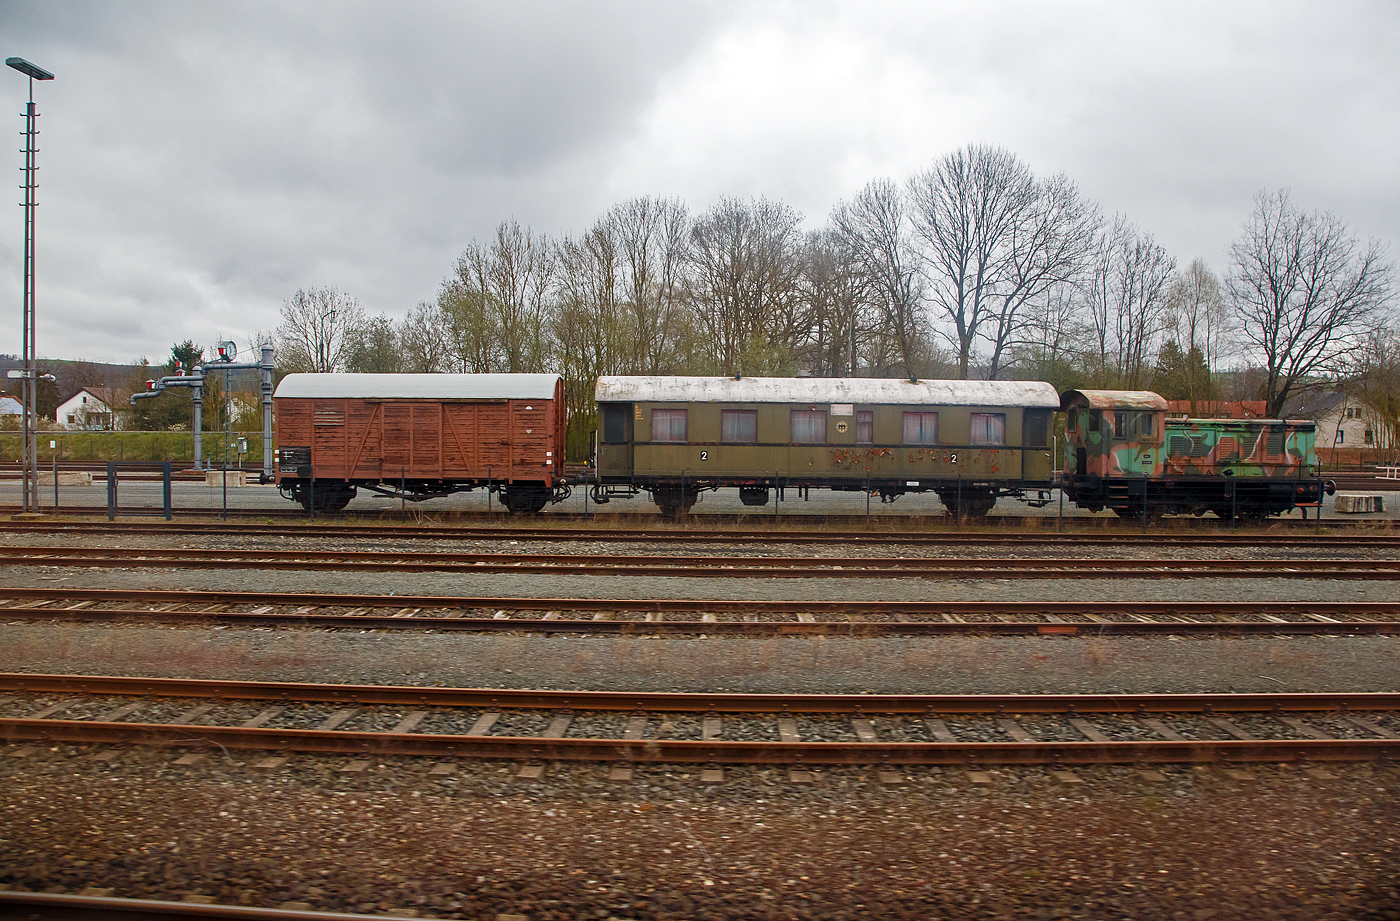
[2,674,1398,766]
[1,546,1397,579]
[1,588,1398,634]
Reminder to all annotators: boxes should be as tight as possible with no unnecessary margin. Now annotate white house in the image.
[1283,389,1393,466]
[56,388,117,431]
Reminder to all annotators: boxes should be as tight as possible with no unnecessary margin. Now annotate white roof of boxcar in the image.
[274,373,561,400]
[595,376,1060,408]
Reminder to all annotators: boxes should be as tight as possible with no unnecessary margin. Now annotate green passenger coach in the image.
[592,376,1062,517]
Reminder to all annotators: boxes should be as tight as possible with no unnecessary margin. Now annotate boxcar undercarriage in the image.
[279,478,570,513]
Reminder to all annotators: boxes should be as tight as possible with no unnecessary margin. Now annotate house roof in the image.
[0,396,22,415]
[595,376,1062,407]
[57,388,113,408]
[1279,390,1348,420]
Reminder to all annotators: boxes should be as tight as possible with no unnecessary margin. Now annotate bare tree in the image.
[344,314,402,373]
[613,196,691,374]
[907,145,1095,379]
[1348,331,1400,465]
[398,302,453,373]
[442,221,555,374]
[798,229,874,376]
[687,197,806,375]
[832,179,922,378]
[1161,259,1230,404]
[275,287,365,373]
[1228,190,1395,417]
[1084,216,1176,389]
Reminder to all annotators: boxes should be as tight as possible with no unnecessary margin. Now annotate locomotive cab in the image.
[1059,390,1168,516]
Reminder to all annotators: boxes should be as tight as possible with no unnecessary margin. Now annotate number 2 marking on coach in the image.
[700,451,708,461]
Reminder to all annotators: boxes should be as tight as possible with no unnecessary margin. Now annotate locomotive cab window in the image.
[791,409,827,444]
[970,413,1006,446]
[902,412,939,445]
[651,408,688,443]
[721,410,758,444]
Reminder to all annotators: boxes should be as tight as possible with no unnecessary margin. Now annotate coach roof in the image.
[274,373,562,401]
[1059,389,1170,412]
[595,376,1061,407]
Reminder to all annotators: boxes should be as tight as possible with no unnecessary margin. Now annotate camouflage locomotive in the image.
[1059,389,1333,519]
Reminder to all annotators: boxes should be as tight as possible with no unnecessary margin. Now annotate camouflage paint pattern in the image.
[1162,419,1318,480]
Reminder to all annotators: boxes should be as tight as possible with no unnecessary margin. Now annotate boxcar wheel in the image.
[296,484,356,512]
[501,487,550,514]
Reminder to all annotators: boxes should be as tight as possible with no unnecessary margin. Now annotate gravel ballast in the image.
[3,529,1399,919]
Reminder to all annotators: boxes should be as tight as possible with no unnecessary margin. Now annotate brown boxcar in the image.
[273,373,567,512]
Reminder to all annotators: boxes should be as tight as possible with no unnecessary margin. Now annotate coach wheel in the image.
[501,486,550,514]
[738,486,770,507]
[938,488,997,518]
[653,486,698,519]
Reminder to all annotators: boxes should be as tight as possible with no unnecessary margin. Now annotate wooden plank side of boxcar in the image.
[509,400,554,480]
[346,400,383,480]
[441,403,478,477]
[277,400,313,458]
[311,400,350,479]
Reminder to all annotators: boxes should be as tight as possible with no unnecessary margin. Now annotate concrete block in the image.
[205,470,248,488]
[1335,494,1385,513]
[37,472,91,486]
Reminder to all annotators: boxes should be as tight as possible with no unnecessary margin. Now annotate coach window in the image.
[856,410,873,445]
[651,408,688,443]
[721,410,758,444]
[602,404,630,443]
[791,409,827,444]
[970,412,1006,445]
[902,412,939,445]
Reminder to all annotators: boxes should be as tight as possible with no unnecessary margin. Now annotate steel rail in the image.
[1,600,1397,635]
[2,588,1398,634]
[2,717,1395,766]
[1,521,1396,545]
[0,892,394,921]
[2,676,1398,765]
[2,673,1396,713]
[2,545,1397,579]
[2,503,1395,530]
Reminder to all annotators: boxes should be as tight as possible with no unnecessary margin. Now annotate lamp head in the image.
[6,58,54,81]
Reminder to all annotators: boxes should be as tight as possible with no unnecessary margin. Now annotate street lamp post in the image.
[7,56,54,514]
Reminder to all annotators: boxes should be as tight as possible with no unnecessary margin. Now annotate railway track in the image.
[0,892,382,921]
[2,519,1399,548]
[2,588,1397,634]
[2,544,1398,579]
[3,673,1398,768]
[2,503,1395,528]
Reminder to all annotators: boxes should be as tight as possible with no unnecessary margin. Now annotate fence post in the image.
[106,462,117,522]
[222,462,228,522]
[52,452,58,513]
[163,461,172,521]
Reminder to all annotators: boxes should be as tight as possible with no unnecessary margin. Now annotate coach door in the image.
[598,403,634,478]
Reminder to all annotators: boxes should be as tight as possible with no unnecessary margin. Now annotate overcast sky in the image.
[2,0,1397,365]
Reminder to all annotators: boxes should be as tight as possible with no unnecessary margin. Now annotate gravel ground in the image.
[2,752,1397,920]
[2,528,1399,919]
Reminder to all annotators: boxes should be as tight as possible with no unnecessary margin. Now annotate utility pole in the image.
[6,57,55,514]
